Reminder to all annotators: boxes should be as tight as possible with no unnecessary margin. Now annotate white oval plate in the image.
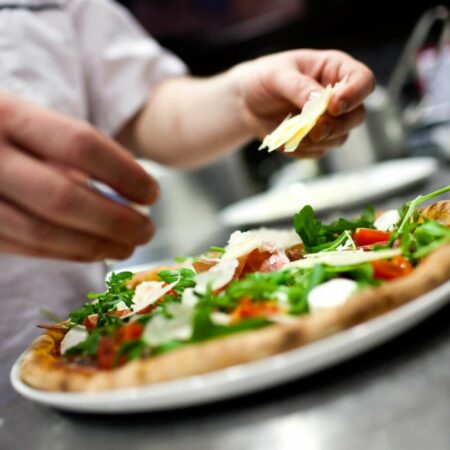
[11,281,450,413]
[219,157,439,227]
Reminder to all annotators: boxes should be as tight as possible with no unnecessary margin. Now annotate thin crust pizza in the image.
[19,187,450,392]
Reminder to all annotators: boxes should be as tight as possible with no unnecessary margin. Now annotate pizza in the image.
[19,186,450,392]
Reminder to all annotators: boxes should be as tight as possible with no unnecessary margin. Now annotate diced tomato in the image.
[110,309,131,317]
[96,336,117,370]
[82,309,131,331]
[117,322,144,343]
[83,314,98,331]
[231,296,280,322]
[353,228,392,247]
[371,256,413,280]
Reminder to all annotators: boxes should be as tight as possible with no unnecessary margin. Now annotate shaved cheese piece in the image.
[115,300,129,311]
[302,249,364,259]
[308,278,357,313]
[223,228,301,261]
[374,209,401,231]
[195,259,239,294]
[130,277,180,314]
[60,325,88,355]
[260,78,347,153]
[285,248,402,269]
[143,303,194,346]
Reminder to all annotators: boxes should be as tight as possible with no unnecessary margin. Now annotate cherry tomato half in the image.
[371,256,413,280]
[353,228,392,247]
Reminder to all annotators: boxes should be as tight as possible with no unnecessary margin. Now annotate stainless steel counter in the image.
[1,162,449,450]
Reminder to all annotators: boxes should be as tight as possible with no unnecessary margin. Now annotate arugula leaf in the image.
[173,256,189,263]
[69,271,134,326]
[409,220,450,260]
[152,340,184,355]
[191,307,269,342]
[210,246,225,255]
[390,184,450,245]
[65,330,101,357]
[306,264,327,293]
[114,340,147,365]
[225,271,292,303]
[415,220,450,244]
[157,268,196,295]
[293,205,325,250]
[294,205,375,253]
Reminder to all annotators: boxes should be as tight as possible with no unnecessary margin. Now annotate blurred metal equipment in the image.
[326,5,450,172]
[388,4,450,130]
[386,5,450,160]
[388,5,449,105]
[323,85,406,172]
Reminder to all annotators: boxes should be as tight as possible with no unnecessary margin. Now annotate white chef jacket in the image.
[0,0,186,399]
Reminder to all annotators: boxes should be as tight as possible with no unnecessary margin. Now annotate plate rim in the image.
[10,280,450,414]
[219,157,439,227]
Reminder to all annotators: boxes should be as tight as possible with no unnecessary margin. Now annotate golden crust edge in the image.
[19,244,450,392]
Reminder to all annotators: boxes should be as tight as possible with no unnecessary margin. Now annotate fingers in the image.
[291,49,375,116]
[0,146,155,247]
[264,68,324,111]
[325,55,376,116]
[283,134,349,159]
[0,201,135,261]
[1,94,159,205]
[309,105,366,142]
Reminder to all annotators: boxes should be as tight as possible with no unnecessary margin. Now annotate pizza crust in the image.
[421,200,450,226]
[19,244,450,392]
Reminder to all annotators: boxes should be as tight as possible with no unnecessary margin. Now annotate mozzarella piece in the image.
[130,278,180,314]
[285,248,402,269]
[222,228,301,261]
[308,278,358,313]
[60,325,88,355]
[195,258,239,294]
[259,78,346,153]
[181,287,199,307]
[143,303,194,346]
[374,209,401,231]
[210,311,232,326]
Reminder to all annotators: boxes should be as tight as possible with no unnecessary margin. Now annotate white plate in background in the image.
[11,280,450,413]
[219,157,439,227]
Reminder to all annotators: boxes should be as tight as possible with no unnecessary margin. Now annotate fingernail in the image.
[337,100,348,115]
[141,183,157,203]
[137,221,155,244]
[319,123,331,140]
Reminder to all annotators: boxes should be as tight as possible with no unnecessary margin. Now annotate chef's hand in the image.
[0,92,158,261]
[233,49,375,158]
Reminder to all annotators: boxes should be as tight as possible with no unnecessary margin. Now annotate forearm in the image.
[125,71,252,168]
[118,50,375,168]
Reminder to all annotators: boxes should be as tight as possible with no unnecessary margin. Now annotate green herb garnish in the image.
[69,271,134,327]
[294,205,374,253]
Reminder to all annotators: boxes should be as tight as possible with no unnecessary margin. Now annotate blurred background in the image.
[113,0,450,268]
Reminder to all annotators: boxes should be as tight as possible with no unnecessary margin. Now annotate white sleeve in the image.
[0,2,88,120]
[68,0,187,136]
